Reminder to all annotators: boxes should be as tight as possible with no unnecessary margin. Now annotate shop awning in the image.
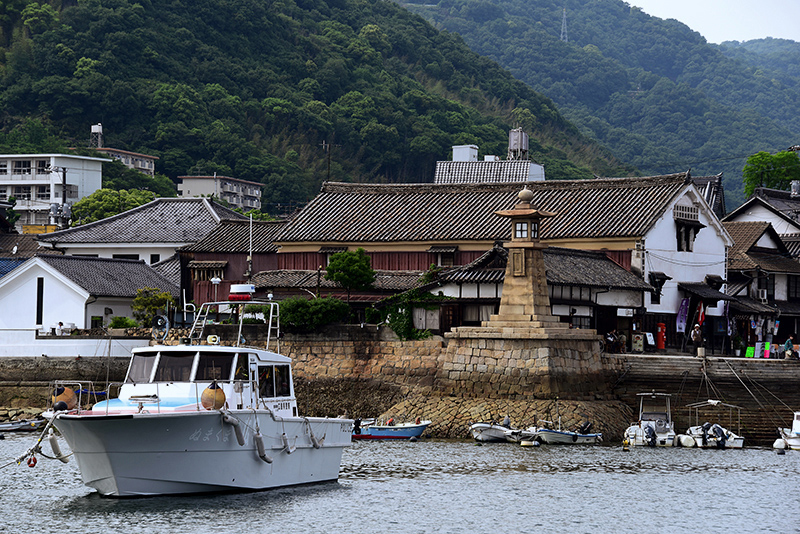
[678,282,736,305]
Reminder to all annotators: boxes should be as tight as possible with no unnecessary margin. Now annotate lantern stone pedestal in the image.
[440,187,610,398]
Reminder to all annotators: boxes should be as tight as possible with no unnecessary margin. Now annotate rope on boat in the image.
[0,414,71,470]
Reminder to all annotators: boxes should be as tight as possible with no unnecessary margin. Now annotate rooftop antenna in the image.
[560,7,568,43]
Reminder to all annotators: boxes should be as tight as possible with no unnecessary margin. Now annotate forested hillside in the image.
[401,0,800,207]
[0,0,631,215]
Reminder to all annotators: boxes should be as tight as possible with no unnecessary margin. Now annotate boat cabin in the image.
[92,344,298,417]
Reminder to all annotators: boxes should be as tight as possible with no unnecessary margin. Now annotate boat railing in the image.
[187,299,280,352]
[50,379,292,416]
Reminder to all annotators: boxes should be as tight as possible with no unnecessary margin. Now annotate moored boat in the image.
[0,418,46,432]
[38,287,353,497]
[776,411,800,450]
[682,423,744,449]
[535,422,603,445]
[623,392,677,447]
[352,418,430,440]
[470,417,514,442]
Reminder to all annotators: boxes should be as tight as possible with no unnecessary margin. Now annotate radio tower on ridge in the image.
[560,7,568,42]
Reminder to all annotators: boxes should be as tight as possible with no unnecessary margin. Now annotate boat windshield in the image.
[153,352,196,382]
[195,353,236,382]
[126,351,158,383]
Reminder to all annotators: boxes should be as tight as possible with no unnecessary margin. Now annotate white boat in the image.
[504,426,537,443]
[41,288,353,497]
[679,400,744,448]
[623,392,677,447]
[535,421,602,445]
[470,417,514,442]
[683,423,744,449]
[777,411,800,450]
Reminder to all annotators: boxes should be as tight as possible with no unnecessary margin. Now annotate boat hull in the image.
[684,425,744,449]
[778,429,800,450]
[536,428,602,444]
[352,421,430,440]
[623,423,676,447]
[49,410,352,497]
[469,423,510,442]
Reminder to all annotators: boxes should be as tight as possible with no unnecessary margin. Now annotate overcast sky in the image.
[626,0,800,44]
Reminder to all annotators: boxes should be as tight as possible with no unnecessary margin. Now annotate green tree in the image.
[71,188,156,226]
[742,150,800,197]
[132,287,176,327]
[279,296,350,333]
[325,248,376,303]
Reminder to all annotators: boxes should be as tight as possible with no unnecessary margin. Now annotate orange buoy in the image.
[201,381,226,410]
[52,387,78,410]
[27,456,37,468]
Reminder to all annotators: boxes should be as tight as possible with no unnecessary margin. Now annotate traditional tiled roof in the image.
[723,221,800,273]
[435,244,654,291]
[37,198,245,245]
[151,254,181,288]
[0,234,56,258]
[434,160,536,184]
[277,174,691,244]
[0,258,24,278]
[252,269,424,292]
[180,219,287,253]
[37,255,179,298]
[752,187,800,215]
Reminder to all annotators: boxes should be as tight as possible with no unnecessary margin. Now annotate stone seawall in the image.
[1,326,797,443]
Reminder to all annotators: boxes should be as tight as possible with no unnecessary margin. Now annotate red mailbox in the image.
[656,323,666,350]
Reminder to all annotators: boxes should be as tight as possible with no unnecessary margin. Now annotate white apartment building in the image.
[0,153,110,231]
[177,175,262,211]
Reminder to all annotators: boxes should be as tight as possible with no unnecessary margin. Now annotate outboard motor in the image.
[711,424,726,448]
[701,422,712,447]
[644,425,657,447]
[579,421,593,434]
[353,419,361,435]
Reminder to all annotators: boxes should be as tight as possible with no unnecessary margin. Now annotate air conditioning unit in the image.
[758,289,768,303]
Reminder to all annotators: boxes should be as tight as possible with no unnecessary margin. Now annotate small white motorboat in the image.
[623,392,677,447]
[776,411,800,450]
[678,400,744,448]
[352,418,430,440]
[38,286,353,497]
[535,421,602,445]
[681,423,744,448]
[470,416,514,442]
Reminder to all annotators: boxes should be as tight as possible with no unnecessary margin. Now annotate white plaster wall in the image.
[645,191,729,317]
[0,264,88,329]
[730,204,799,235]
[60,244,181,264]
[86,297,135,326]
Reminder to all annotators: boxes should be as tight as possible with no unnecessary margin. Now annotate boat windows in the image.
[275,365,290,397]
[195,352,235,382]
[153,352,196,382]
[126,352,158,383]
[234,354,250,381]
[257,364,291,398]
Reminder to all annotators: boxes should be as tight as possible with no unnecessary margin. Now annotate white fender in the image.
[48,428,69,463]
[281,433,296,454]
[254,432,273,463]
[773,438,788,449]
[222,412,245,446]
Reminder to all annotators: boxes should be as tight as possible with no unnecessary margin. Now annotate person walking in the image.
[784,334,797,359]
[691,324,703,356]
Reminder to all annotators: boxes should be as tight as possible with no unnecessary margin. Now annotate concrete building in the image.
[177,175,262,211]
[0,153,110,231]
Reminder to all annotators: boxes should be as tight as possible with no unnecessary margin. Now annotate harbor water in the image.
[1,432,797,533]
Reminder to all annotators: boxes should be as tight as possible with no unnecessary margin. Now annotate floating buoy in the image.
[201,381,226,410]
[773,438,788,450]
[254,432,273,463]
[677,434,696,448]
[52,387,77,410]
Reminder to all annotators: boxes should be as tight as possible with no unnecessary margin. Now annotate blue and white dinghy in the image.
[42,286,353,497]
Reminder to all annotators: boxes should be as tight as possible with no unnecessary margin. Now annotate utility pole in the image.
[560,7,568,43]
